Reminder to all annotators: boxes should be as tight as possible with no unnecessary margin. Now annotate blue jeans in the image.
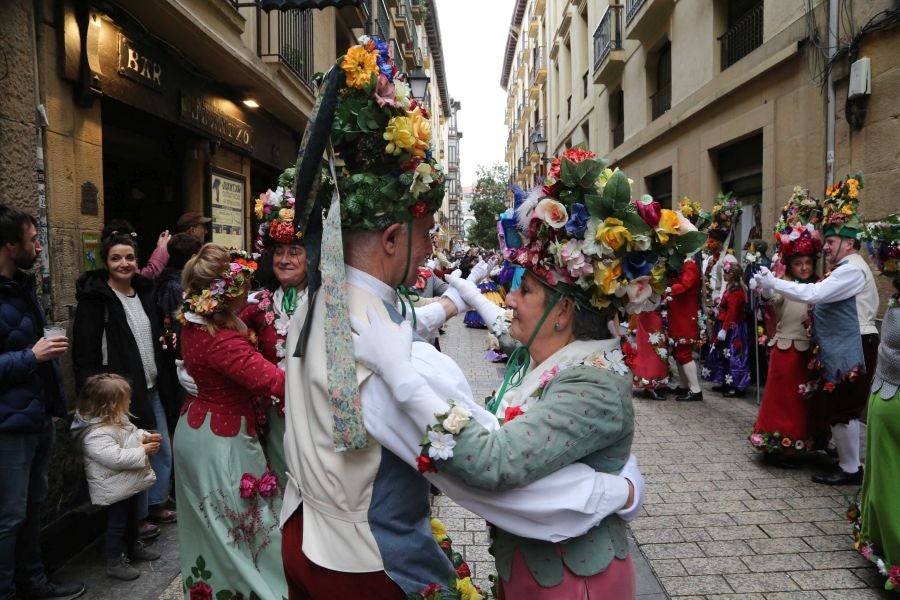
[145,388,172,508]
[0,416,53,600]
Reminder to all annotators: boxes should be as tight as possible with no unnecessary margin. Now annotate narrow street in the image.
[51,316,890,599]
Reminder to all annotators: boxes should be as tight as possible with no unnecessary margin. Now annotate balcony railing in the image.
[625,0,647,25]
[258,7,314,87]
[593,5,623,70]
[612,121,624,148]
[530,46,545,87]
[651,83,670,119]
[720,2,763,70]
[377,0,390,42]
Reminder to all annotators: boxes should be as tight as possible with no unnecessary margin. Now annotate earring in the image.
[553,322,561,330]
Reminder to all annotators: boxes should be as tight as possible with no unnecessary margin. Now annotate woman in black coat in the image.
[72,233,177,526]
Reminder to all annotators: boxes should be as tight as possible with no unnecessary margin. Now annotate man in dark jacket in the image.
[0,204,85,600]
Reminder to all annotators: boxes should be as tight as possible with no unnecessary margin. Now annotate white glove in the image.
[717,328,727,342]
[175,359,198,396]
[351,306,451,428]
[748,278,758,290]
[617,454,645,522]
[753,266,777,290]
[447,274,505,330]
[467,259,492,284]
[247,290,262,305]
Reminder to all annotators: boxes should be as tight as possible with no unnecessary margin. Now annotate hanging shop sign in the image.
[209,168,246,250]
[180,94,254,151]
[117,34,163,91]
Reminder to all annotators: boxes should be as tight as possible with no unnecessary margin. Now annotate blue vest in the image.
[813,296,864,384]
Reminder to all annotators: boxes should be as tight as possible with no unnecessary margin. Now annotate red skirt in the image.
[632,311,668,388]
[500,549,634,599]
[751,344,817,454]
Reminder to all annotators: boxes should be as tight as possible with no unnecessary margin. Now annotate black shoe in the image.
[669,386,689,396]
[640,389,666,401]
[723,388,745,398]
[675,391,703,402]
[138,521,160,541]
[711,385,728,392]
[22,580,86,600]
[812,467,863,485]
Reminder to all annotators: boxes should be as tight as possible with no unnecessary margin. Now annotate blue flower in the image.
[378,60,394,81]
[565,203,589,238]
[623,252,653,279]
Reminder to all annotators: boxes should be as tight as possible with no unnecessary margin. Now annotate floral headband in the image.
[183,250,258,316]
[507,147,706,316]
[823,172,864,239]
[321,35,445,230]
[255,168,303,252]
[861,214,900,278]
[773,186,823,258]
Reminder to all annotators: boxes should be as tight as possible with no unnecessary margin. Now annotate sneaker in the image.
[147,506,177,524]
[138,521,160,541]
[106,555,140,581]
[21,580,86,600]
[130,541,161,562]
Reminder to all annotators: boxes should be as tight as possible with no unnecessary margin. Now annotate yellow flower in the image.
[254,197,265,219]
[341,45,378,89]
[279,208,295,221]
[655,209,681,244]
[593,260,622,295]
[841,204,854,216]
[408,106,432,157]
[595,217,633,252]
[383,116,416,155]
[456,577,484,600]
[430,518,447,543]
[650,261,667,293]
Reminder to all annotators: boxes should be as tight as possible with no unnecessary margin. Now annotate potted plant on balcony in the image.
[411,0,427,24]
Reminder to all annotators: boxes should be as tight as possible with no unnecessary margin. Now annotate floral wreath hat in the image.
[706,191,743,242]
[773,186,823,260]
[823,172,864,239]
[861,214,900,286]
[678,197,711,231]
[508,147,706,319]
[254,168,303,253]
[182,250,258,317]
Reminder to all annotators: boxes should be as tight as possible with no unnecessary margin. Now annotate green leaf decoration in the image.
[185,576,194,589]
[216,591,233,600]
[202,570,212,580]
[559,157,578,187]
[667,252,685,271]
[191,567,200,578]
[576,159,605,189]
[602,171,631,209]
[674,231,708,255]
[622,211,651,235]
[585,193,611,220]
[249,592,262,600]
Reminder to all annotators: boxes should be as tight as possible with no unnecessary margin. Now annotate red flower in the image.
[258,470,278,497]
[416,455,437,473]
[634,198,661,229]
[189,582,213,600]
[410,200,429,218]
[823,382,836,392]
[239,473,258,499]
[269,219,295,244]
[546,147,597,181]
[420,583,442,599]
[456,563,471,579]
[440,539,452,551]
[504,406,525,424]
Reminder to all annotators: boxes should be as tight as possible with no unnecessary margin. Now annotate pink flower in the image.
[634,197,661,229]
[534,198,569,229]
[258,470,278,497]
[189,582,213,600]
[625,276,653,306]
[373,73,397,108]
[888,565,900,586]
[239,473,258,499]
[420,583,442,599]
[861,544,874,560]
[675,210,697,233]
[749,433,763,447]
[538,366,560,388]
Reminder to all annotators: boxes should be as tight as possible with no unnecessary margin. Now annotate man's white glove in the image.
[467,258,493,284]
[447,274,505,331]
[440,269,469,313]
[753,266,777,291]
[175,359,198,396]
[717,328,728,342]
[617,454,645,522]
[351,306,451,429]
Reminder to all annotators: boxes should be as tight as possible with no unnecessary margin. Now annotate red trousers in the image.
[673,342,694,364]
[282,510,405,600]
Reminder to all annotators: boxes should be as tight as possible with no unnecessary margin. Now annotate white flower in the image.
[442,404,472,434]
[647,332,663,345]
[604,349,630,376]
[427,431,456,460]
[725,374,733,384]
[534,198,568,229]
[701,367,711,377]
[657,348,668,359]
[393,80,411,110]
[581,218,602,256]
[632,234,652,251]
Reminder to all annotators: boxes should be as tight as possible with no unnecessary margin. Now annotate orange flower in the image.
[341,45,378,89]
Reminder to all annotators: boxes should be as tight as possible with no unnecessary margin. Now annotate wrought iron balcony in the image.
[720,2,763,70]
[257,6,315,87]
[530,46,547,87]
[651,83,670,120]
[377,0,390,42]
[625,0,646,25]
[594,5,623,70]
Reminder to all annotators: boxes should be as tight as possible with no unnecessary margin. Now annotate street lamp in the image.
[407,67,431,100]
[530,124,548,158]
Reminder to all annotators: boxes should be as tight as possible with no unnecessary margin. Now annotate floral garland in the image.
[748,430,816,454]
[408,519,484,600]
[847,503,900,592]
[183,555,253,600]
[416,402,473,473]
[183,250,258,316]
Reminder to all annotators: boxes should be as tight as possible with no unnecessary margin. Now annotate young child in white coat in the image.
[71,374,161,581]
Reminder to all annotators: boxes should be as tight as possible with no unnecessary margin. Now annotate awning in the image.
[258,0,367,10]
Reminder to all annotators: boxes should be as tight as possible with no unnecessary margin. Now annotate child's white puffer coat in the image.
[71,412,156,506]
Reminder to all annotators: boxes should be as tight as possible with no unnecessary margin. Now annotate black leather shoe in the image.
[812,467,863,485]
[22,580,86,600]
[711,385,727,392]
[675,391,703,402]
[669,386,689,396]
[723,388,746,398]
[641,389,666,401]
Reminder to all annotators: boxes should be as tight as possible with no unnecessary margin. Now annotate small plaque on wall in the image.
[82,232,100,271]
[81,181,99,215]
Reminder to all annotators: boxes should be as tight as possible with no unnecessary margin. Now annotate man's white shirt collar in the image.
[345,265,396,306]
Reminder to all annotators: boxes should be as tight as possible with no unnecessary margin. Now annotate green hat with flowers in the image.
[507,148,706,318]
[254,168,304,252]
[823,172,864,239]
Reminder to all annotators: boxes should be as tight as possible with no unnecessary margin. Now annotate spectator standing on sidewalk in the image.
[70,374,161,581]
[0,204,85,600]
[754,173,878,485]
[101,220,170,281]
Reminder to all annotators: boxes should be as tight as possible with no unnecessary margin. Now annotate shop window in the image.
[646,169,672,209]
[650,40,671,120]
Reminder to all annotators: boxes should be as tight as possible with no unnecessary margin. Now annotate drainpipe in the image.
[825,0,838,187]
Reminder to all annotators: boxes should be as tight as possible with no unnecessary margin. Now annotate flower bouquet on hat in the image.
[706,191,743,242]
[823,172,864,239]
[322,35,445,230]
[678,197,712,231]
[772,186,823,264]
[861,214,900,285]
[254,168,303,252]
[508,147,706,316]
